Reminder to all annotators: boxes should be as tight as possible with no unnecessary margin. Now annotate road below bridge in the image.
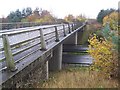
[63,45,93,66]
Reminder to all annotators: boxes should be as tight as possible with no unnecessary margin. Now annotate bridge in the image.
[0,22,87,88]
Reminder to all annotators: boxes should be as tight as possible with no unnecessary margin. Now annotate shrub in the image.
[88,34,118,78]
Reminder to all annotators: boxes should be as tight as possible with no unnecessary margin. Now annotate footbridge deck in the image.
[0,22,87,88]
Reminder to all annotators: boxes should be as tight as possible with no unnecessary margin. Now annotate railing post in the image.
[54,26,59,42]
[2,34,17,72]
[74,23,76,29]
[63,24,66,36]
[75,23,78,29]
[72,24,74,31]
[40,29,47,50]
[68,23,71,33]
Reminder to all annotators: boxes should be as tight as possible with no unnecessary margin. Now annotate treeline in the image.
[1,7,86,24]
[97,8,119,31]
[97,8,118,23]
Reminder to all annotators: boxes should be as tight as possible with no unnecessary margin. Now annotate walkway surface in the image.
[62,45,93,65]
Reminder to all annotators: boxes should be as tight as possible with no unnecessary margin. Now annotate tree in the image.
[76,14,86,22]
[103,11,118,30]
[64,14,75,22]
[33,8,40,17]
[22,8,26,18]
[7,12,15,22]
[40,10,50,17]
[21,7,32,22]
[39,10,55,23]
[15,9,22,22]
[7,7,56,23]
[26,8,40,22]
[97,8,115,23]
[25,7,32,17]
[26,9,55,23]
[102,11,119,50]
[7,9,22,22]
[21,7,32,18]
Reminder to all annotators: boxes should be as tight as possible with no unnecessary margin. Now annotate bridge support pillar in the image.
[49,44,63,71]
[77,26,86,45]
[63,32,78,45]
[77,30,83,45]
[45,61,49,80]
[75,32,78,45]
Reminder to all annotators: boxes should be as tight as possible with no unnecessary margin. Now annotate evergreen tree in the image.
[97,8,115,23]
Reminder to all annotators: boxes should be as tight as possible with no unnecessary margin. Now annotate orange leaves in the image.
[21,9,55,23]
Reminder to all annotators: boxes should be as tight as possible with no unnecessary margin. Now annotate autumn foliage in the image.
[88,34,118,78]
[22,10,55,23]
[64,14,86,22]
[88,9,119,79]
[103,11,119,31]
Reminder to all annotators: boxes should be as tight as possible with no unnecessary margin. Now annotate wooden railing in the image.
[0,22,82,72]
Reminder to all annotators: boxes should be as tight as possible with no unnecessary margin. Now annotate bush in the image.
[88,34,118,78]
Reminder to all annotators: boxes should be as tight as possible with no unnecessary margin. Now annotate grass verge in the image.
[34,66,118,88]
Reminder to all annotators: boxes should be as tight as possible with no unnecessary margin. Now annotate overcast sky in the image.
[0,0,119,19]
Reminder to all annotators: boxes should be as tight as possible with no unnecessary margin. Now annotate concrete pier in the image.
[49,44,63,71]
[63,32,78,45]
[75,32,78,45]
[46,61,49,79]
[77,25,87,45]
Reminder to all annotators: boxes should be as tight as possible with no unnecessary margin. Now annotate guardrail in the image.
[0,22,82,72]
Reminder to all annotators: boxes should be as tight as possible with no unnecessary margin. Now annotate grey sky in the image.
[0,0,119,19]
